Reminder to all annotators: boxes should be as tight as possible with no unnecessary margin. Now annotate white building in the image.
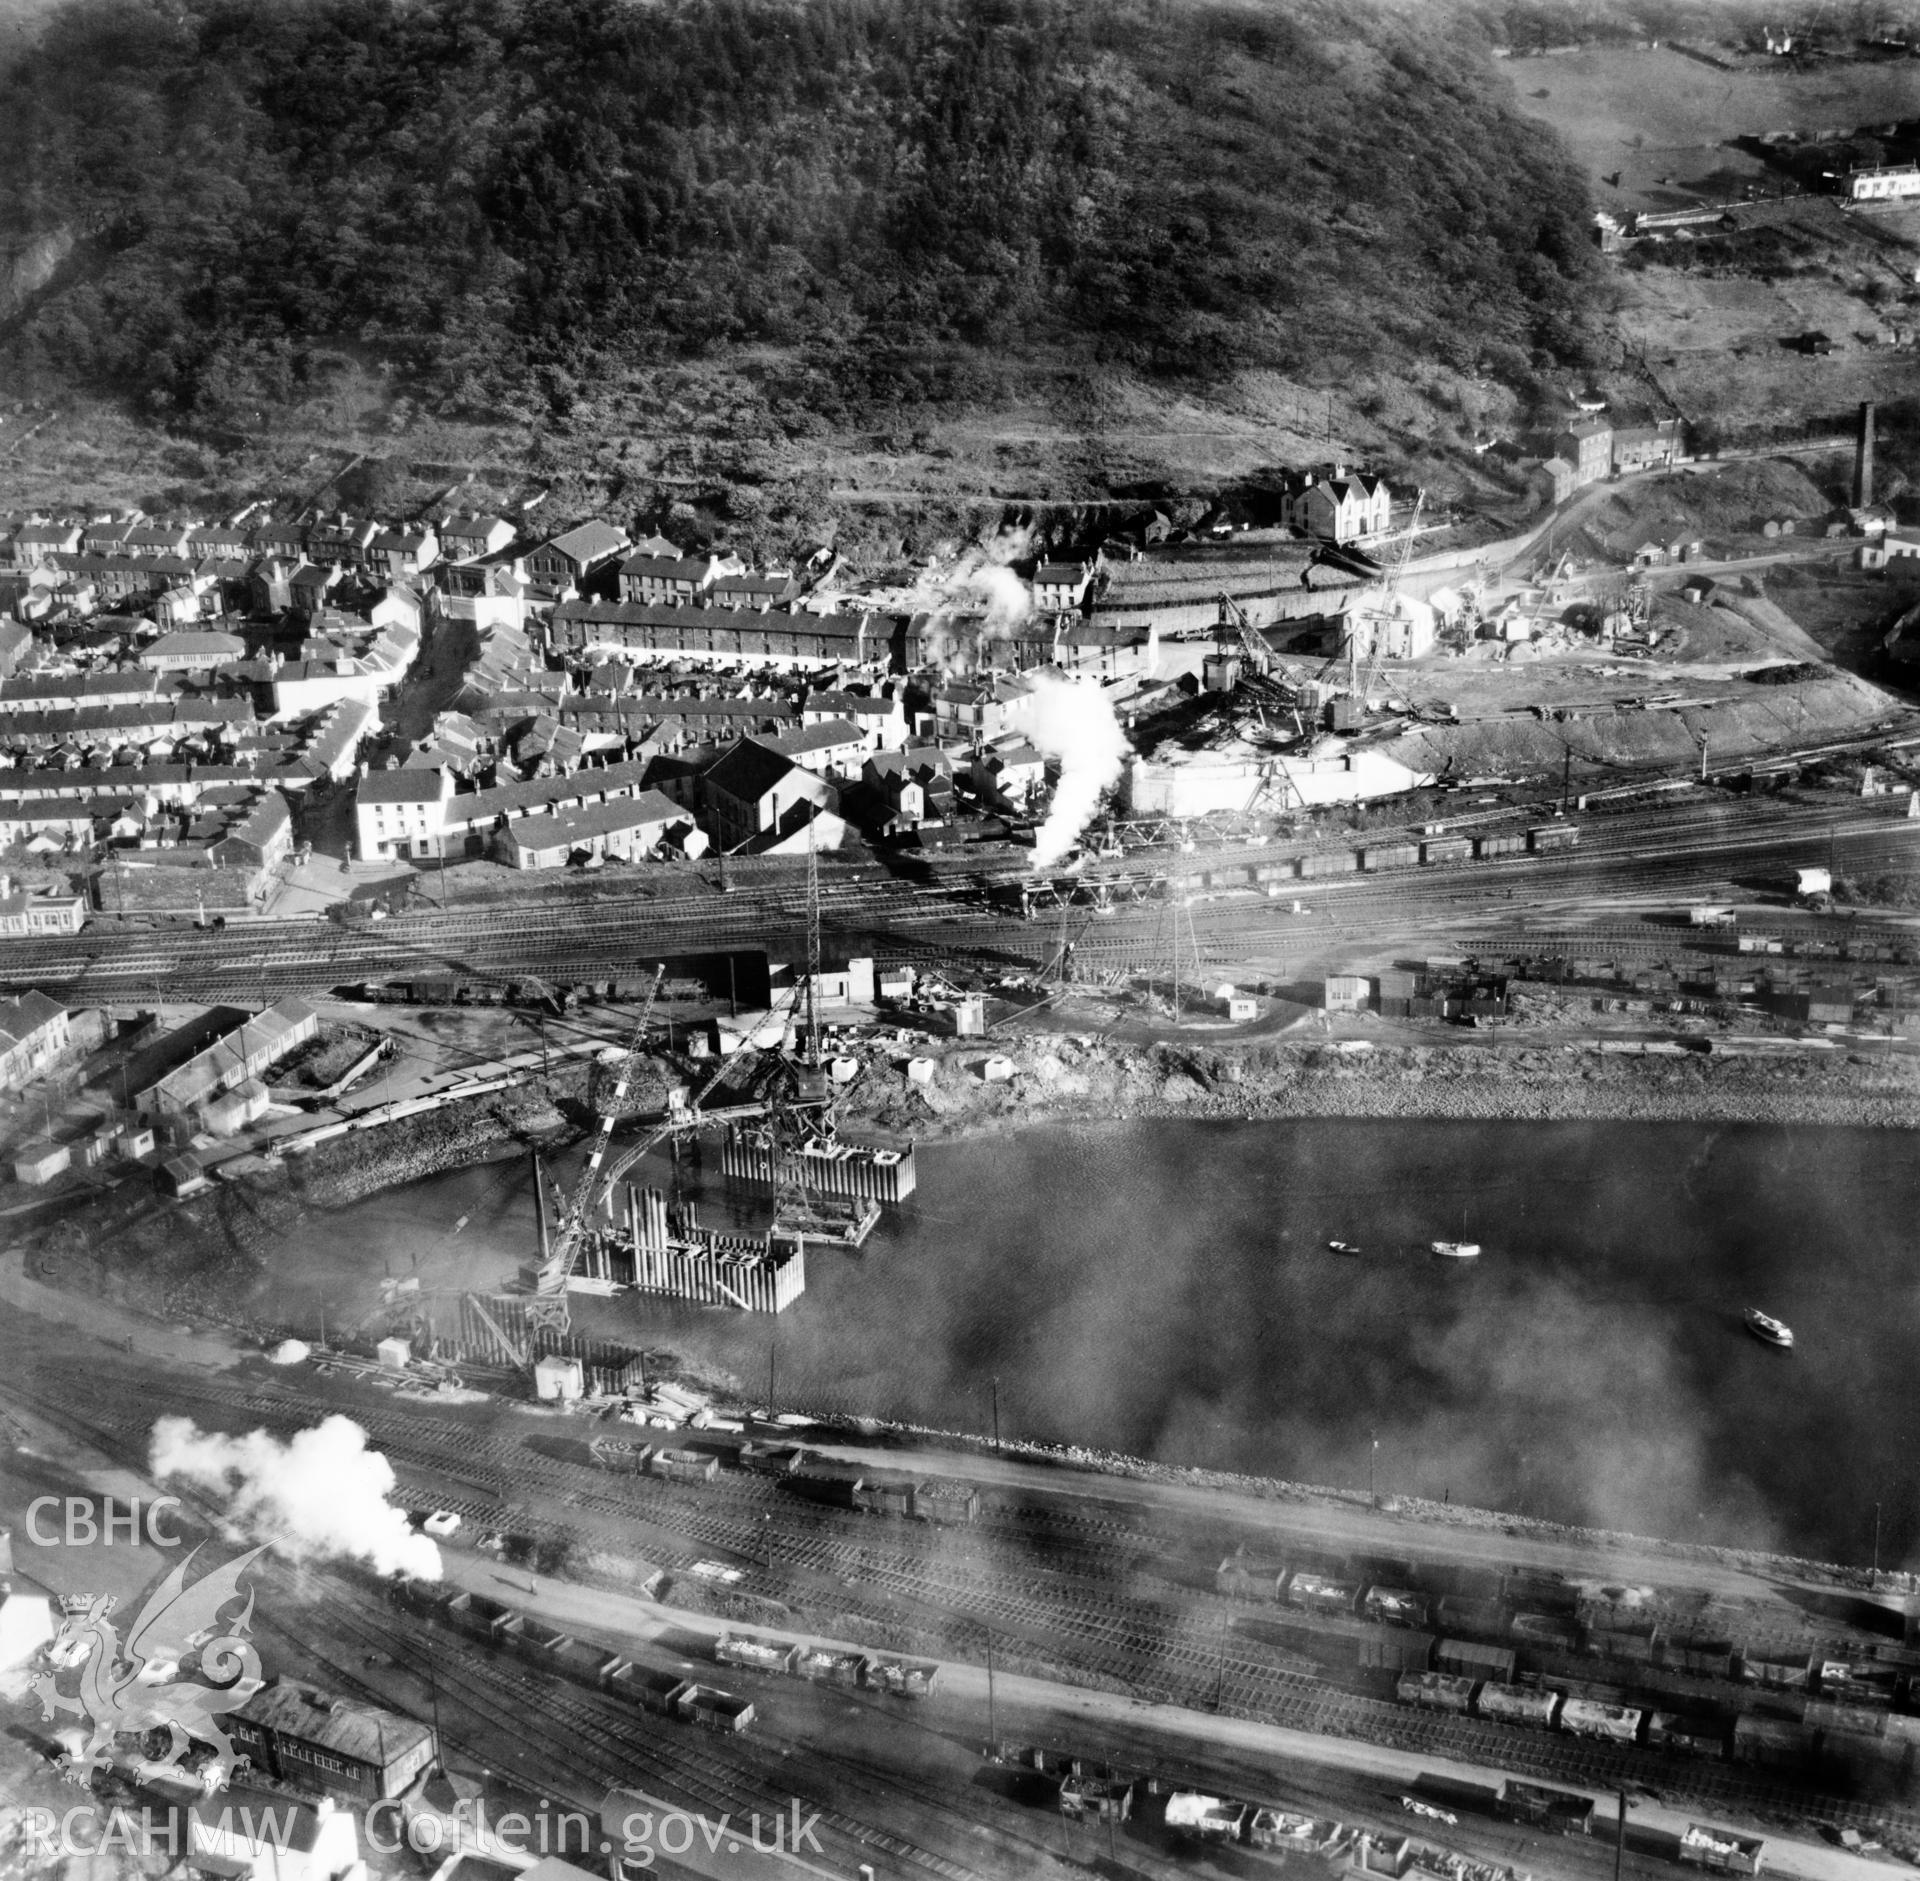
[188,1787,364,1881]
[1123,746,1430,815]
[355,766,452,861]
[0,991,71,1090]
[1861,529,1920,572]
[1849,163,1920,204]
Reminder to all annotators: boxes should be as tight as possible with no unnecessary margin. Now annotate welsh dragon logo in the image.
[31,1544,268,1787]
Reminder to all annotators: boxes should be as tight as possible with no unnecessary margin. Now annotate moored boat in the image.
[1431,1240,1481,1259]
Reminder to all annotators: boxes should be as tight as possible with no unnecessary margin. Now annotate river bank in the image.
[32,1030,1920,1325]
[836,1028,1920,1140]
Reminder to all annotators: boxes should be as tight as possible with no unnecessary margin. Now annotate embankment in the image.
[27,1072,581,1320]
[838,1029,1920,1140]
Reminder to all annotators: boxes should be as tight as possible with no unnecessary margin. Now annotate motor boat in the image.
[1744,1308,1794,1349]
[1328,1239,1361,1255]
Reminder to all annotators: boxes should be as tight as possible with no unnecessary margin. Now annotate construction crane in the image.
[1320,489,1424,708]
[522,828,841,1327]
[1217,593,1282,675]
[1217,593,1307,738]
[523,963,667,1332]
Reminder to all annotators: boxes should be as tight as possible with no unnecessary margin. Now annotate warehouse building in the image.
[136,999,317,1137]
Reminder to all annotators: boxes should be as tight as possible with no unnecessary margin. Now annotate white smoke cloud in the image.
[965,564,1031,634]
[150,1414,443,1580]
[1025,671,1130,870]
[903,524,1036,672]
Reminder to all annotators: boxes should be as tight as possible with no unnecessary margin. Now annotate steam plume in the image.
[965,564,1031,633]
[151,1414,443,1579]
[906,524,1035,671]
[1026,671,1130,869]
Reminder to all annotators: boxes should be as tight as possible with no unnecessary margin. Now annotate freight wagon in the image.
[1475,1683,1562,1729]
[1560,1698,1645,1743]
[1010,817,1591,919]
[1398,1672,1478,1714]
[1648,1713,1730,1759]
[788,1466,980,1524]
[1669,1639,1736,1680]
[652,1448,719,1485]
[796,1647,867,1688]
[1357,1629,1436,1674]
[716,1633,801,1676]
[1679,1825,1765,1874]
[852,1478,916,1518]
[1298,850,1360,879]
[446,1591,519,1644]
[866,1656,939,1697]
[1288,1572,1362,1617]
[1740,1651,1816,1691]
[1362,1586,1432,1629]
[1499,1781,1594,1835]
[1436,1639,1516,1683]
[914,1480,980,1525]
[607,1662,692,1717]
[1361,844,1421,872]
[392,1579,758,1734]
[1510,1612,1584,1652]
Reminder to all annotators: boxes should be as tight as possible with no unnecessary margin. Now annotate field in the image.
[1500,44,1920,214]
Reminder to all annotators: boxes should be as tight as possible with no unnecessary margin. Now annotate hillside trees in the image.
[0,0,1602,422]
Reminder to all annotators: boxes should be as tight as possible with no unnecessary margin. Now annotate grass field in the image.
[1501,44,1920,214]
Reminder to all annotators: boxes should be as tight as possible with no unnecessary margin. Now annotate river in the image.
[262,1117,1920,1567]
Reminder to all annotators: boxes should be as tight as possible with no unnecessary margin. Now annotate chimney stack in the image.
[1857,400,1877,508]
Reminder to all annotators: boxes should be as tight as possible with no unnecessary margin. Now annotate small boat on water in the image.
[1431,1241,1481,1259]
[1744,1308,1795,1349]
[1328,1239,1361,1255]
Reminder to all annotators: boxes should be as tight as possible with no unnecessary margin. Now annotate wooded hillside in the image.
[0,0,1601,429]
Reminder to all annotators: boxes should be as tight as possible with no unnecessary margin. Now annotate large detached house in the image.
[1292,471,1391,544]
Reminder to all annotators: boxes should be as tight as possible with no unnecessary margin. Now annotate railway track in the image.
[11,1357,1916,1841]
[8,794,1920,997]
[301,1588,996,1881]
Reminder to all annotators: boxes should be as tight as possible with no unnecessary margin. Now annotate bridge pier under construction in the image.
[555,1183,806,1312]
[719,1127,916,1202]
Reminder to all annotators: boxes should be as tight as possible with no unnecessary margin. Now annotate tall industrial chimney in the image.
[1857,400,1877,508]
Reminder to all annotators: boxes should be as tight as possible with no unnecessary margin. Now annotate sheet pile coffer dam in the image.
[718,1128,917,1203]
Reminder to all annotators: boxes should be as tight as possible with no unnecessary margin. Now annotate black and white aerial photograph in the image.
[12,0,1920,1876]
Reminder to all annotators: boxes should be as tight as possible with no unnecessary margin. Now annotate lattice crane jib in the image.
[804,810,822,1071]
[533,962,667,1304]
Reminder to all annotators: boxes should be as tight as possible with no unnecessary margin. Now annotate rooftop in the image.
[231,1676,432,1771]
